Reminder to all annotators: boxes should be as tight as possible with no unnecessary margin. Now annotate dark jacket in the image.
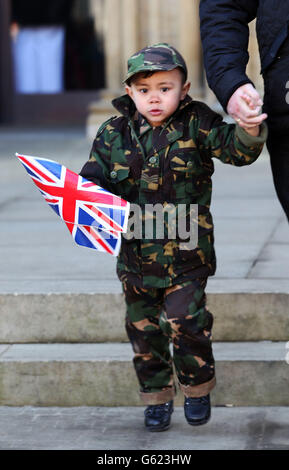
[80,94,267,288]
[11,0,74,26]
[199,0,289,111]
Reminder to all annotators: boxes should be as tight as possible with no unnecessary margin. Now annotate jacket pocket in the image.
[169,148,201,173]
[109,164,130,183]
[109,164,132,198]
[169,150,201,198]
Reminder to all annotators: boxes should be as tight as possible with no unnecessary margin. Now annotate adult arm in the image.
[199,0,259,112]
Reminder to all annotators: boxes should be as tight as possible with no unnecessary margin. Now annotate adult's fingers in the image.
[238,96,263,116]
[240,92,263,109]
[227,84,266,125]
[241,84,262,105]
[237,113,268,128]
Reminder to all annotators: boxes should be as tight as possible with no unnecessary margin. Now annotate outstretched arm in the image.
[192,103,267,166]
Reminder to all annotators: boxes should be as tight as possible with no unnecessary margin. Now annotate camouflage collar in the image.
[134,112,151,137]
[111,93,194,123]
[112,94,136,118]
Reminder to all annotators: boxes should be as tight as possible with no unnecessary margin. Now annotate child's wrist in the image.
[244,125,260,137]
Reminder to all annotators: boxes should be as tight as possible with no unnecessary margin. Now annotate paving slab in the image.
[248,242,289,278]
[0,406,288,450]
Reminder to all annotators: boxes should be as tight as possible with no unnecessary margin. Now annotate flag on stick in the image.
[16,153,130,256]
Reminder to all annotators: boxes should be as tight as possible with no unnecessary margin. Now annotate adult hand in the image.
[227,83,267,128]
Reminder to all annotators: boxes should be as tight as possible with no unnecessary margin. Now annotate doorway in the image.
[0,0,105,126]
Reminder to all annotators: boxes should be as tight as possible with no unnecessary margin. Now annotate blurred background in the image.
[0,0,262,136]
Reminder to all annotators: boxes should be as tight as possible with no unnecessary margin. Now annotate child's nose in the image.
[149,93,160,103]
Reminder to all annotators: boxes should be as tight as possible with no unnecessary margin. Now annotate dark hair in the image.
[126,67,186,86]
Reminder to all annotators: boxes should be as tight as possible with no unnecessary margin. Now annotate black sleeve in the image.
[199,0,259,111]
[10,0,75,25]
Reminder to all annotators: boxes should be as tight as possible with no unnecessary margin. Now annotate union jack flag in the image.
[16,153,130,256]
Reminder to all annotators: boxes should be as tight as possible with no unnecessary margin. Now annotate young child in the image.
[80,43,267,431]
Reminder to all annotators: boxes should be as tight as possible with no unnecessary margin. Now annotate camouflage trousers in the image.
[123,278,216,405]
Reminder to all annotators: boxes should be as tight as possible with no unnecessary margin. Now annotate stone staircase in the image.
[1,128,288,410]
[0,290,288,407]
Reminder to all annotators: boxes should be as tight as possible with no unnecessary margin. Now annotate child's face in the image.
[125,69,190,127]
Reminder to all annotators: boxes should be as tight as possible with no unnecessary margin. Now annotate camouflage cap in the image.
[124,43,188,84]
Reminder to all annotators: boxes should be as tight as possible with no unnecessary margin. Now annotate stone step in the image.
[1,290,288,343]
[0,342,288,407]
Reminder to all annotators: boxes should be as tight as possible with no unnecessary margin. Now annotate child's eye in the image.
[161,87,170,92]
[139,89,148,93]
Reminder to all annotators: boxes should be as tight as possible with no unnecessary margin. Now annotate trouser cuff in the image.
[179,376,216,398]
[140,387,176,405]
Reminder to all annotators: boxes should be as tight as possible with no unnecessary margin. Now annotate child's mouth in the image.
[149,109,162,116]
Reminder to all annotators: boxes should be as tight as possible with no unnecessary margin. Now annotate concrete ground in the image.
[0,125,288,451]
[0,406,288,450]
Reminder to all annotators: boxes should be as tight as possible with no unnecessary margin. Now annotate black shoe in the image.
[144,400,174,432]
[184,394,211,426]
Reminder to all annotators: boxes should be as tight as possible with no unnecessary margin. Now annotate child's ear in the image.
[181,81,191,100]
[125,85,133,99]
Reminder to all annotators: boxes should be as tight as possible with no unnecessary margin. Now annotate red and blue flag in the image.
[16,153,130,256]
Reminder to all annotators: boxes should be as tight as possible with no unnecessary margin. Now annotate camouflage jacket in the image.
[80,94,267,288]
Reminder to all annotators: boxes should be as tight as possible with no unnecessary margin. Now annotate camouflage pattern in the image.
[80,93,267,290]
[79,71,267,403]
[123,42,188,83]
[123,278,215,403]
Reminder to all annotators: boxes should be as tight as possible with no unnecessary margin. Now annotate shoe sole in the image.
[186,414,210,426]
[146,422,171,432]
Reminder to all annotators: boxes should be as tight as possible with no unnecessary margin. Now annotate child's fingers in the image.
[237,113,267,128]
[236,103,262,119]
